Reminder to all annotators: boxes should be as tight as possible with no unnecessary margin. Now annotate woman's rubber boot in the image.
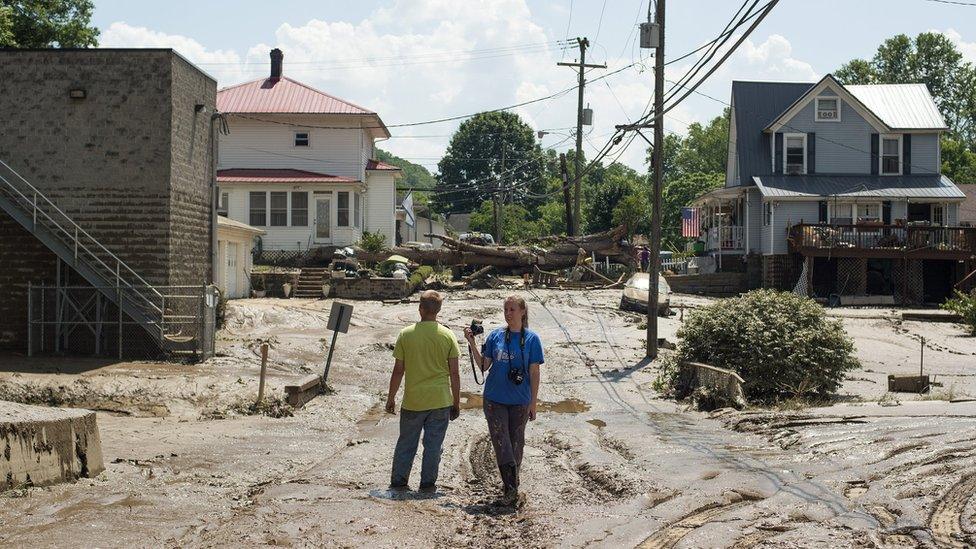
[501,464,519,506]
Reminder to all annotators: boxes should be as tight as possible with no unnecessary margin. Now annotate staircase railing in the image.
[0,160,165,327]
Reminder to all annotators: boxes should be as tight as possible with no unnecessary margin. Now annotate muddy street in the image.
[1,289,975,548]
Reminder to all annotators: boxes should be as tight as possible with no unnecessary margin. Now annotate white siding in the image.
[365,172,397,247]
[399,215,446,248]
[219,115,366,179]
[216,230,256,299]
[220,183,366,250]
[948,202,959,225]
[909,133,940,174]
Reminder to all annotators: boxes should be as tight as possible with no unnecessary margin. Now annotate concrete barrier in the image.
[1,401,105,491]
[678,361,748,409]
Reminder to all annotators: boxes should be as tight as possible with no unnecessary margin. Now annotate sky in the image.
[92,0,976,173]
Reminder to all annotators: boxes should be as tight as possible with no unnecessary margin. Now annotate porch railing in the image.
[789,223,976,256]
[705,226,744,251]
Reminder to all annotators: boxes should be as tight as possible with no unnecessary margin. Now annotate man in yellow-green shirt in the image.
[386,290,461,493]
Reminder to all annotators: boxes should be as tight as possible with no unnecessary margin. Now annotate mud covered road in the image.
[1,289,974,547]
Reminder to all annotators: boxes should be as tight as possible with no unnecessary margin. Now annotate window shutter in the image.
[774,132,783,174]
[882,201,891,224]
[870,133,879,175]
[818,200,827,223]
[903,134,912,175]
[807,132,816,174]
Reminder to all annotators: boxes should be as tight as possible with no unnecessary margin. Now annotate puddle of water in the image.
[587,419,607,428]
[459,392,590,413]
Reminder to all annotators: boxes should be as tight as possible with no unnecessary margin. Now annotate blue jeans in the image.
[390,406,451,487]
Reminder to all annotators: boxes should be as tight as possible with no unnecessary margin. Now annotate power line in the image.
[926,0,976,5]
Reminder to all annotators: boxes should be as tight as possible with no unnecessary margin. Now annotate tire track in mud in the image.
[525,289,878,536]
[929,473,976,548]
[638,493,763,549]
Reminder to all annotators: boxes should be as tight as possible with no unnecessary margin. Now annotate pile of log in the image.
[356,226,636,272]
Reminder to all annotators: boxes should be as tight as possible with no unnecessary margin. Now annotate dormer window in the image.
[784,133,807,175]
[294,131,310,147]
[815,97,840,122]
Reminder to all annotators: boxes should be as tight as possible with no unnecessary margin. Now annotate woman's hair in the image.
[505,295,528,329]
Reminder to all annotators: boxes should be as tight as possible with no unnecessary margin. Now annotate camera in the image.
[470,319,484,336]
[507,367,525,386]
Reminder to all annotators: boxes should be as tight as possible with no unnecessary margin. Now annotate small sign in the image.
[327,301,353,334]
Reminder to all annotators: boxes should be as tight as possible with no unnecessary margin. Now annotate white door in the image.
[226,242,239,298]
[315,196,332,244]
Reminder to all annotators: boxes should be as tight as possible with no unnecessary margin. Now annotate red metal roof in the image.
[217,168,357,183]
[366,159,401,171]
[218,76,374,115]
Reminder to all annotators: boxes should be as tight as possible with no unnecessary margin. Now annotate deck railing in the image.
[705,226,744,251]
[789,223,976,256]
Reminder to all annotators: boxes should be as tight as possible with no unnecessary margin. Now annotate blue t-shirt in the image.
[481,328,545,405]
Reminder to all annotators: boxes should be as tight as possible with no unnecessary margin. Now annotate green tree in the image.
[0,0,99,48]
[376,148,436,190]
[583,162,644,234]
[468,200,540,245]
[535,200,569,236]
[836,32,976,147]
[432,111,544,215]
[646,110,729,182]
[941,137,976,184]
[660,172,723,250]
[612,193,650,238]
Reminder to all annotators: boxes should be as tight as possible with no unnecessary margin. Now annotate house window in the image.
[270,192,288,226]
[217,190,228,217]
[815,97,840,121]
[291,192,308,226]
[337,191,350,227]
[354,192,361,229]
[881,135,901,175]
[249,192,266,226]
[932,204,945,226]
[763,202,772,226]
[829,203,854,225]
[295,131,310,147]
[784,134,806,175]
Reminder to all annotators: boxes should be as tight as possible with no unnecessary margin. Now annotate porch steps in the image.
[294,267,328,299]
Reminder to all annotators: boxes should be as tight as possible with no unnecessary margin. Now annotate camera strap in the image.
[468,339,485,386]
[505,329,528,379]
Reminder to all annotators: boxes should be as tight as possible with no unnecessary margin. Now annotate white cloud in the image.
[100,9,819,176]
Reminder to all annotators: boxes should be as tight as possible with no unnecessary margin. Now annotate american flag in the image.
[681,207,701,238]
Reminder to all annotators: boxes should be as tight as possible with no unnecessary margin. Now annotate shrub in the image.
[409,265,434,291]
[941,290,976,335]
[358,231,388,253]
[660,289,860,403]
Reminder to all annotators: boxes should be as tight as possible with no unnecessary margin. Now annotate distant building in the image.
[216,49,401,255]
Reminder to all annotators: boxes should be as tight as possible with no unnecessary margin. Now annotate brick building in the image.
[0,49,217,356]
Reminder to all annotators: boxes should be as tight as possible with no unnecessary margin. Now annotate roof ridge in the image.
[217,76,266,94]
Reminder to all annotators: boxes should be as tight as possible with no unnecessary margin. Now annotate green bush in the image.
[660,290,860,403]
[409,265,434,291]
[942,290,976,335]
[358,231,388,253]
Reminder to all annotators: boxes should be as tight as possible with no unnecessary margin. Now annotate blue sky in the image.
[93,0,976,171]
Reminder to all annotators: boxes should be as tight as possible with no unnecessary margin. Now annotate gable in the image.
[765,75,888,135]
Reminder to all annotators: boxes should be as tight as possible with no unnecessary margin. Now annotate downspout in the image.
[769,201,775,255]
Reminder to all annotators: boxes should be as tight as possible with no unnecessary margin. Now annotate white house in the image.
[216,49,401,252]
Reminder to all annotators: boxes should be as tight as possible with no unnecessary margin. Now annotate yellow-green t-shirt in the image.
[393,321,460,411]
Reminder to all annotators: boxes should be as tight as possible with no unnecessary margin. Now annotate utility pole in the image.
[647,0,665,359]
[558,37,605,236]
[559,153,574,234]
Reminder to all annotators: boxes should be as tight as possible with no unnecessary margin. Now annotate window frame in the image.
[269,191,288,227]
[294,131,310,148]
[814,97,841,122]
[783,132,807,175]
[880,134,902,175]
[217,189,229,217]
[249,191,267,227]
[354,192,361,229]
[762,202,772,226]
[291,191,308,227]
[336,191,350,227]
[932,203,946,226]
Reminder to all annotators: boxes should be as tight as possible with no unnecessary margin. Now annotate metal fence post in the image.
[27,281,32,357]
[117,285,123,360]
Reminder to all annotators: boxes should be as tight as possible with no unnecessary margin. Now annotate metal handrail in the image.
[0,161,165,321]
[0,160,163,300]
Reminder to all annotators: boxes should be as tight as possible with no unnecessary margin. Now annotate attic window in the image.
[815,97,840,122]
[294,132,310,147]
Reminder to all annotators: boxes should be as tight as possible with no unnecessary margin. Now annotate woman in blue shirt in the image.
[464,295,545,506]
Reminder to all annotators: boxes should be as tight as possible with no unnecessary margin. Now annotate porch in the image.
[693,187,747,253]
[788,223,976,260]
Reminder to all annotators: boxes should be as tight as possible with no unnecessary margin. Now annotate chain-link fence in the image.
[26,284,217,361]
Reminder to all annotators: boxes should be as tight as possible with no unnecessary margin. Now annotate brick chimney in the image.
[270,48,283,80]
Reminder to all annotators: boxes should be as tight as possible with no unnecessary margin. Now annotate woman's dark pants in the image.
[483,398,529,493]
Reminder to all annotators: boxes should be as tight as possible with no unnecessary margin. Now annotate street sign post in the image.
[323,301,353,385]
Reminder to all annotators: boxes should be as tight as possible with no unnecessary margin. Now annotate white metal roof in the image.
[752,175,965,199]
[845,84,948,130]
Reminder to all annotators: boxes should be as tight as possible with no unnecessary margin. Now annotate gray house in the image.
[693,74,975,304]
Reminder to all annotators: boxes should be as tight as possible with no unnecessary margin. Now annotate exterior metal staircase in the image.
[0,159,202,354]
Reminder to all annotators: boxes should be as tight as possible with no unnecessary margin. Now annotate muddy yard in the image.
[1,288,975,548]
